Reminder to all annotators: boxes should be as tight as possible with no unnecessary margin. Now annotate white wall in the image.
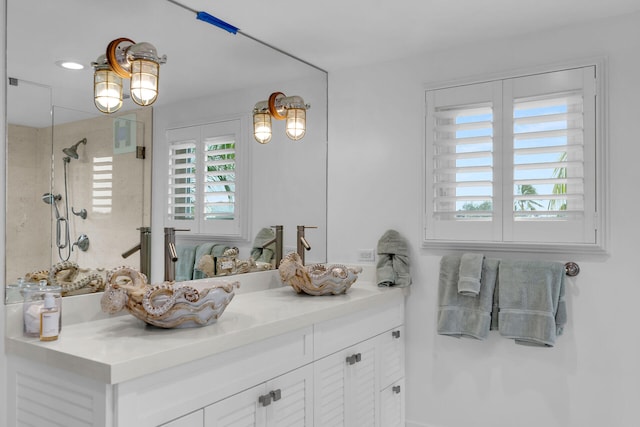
[328,13,640,427]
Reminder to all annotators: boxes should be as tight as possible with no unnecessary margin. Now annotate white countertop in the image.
[5,277,405,385]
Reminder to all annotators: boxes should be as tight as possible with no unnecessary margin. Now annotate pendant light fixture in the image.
[252,92,310,144]
[92,38,167,114]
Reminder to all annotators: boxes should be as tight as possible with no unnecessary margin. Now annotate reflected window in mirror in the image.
[166,117,249,239]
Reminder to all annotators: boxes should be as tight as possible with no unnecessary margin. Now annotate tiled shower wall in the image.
[6,108,152,285]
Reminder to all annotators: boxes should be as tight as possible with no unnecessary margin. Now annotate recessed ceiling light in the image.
[56,60,84,70]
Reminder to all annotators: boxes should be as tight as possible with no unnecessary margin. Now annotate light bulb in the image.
[285,108,306,140]
[253,112,272,144]
[94,69,123,113]
[130,59,159,106]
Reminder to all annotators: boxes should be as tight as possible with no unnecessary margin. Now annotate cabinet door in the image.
[380,379,405,427]
[265,364,314,427]
[314,338,378,427]
[378,326,405,390]
[204,384,266,427]
[161,410,204,427]
[348,339,377,427]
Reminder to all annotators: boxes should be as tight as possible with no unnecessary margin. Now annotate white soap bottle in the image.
[40,293,59,341]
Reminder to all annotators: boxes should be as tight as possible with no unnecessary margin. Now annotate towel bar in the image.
[564,262,580,277]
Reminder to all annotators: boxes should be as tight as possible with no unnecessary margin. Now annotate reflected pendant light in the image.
[252,92,310,144]
[253,110,273,144]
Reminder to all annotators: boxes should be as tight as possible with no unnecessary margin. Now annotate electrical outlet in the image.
[357,249,375,262]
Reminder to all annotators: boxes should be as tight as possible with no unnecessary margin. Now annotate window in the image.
[424,65,605,253]
[166,118,248,239]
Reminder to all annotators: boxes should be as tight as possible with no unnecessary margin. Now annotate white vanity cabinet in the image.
[6,282,404,427]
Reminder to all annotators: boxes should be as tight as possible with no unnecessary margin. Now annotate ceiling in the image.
[7,0,640,127]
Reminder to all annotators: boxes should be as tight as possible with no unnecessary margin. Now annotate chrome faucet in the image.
[262,225,283,268]
[164,227,189,281]
[121,227,152,278]
[297,225,317,266]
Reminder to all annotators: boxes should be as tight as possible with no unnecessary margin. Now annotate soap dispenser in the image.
[40,293,60,341]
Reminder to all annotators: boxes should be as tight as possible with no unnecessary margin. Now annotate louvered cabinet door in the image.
[378,326,405,390]
[266,364,314,427]
[347,340,377,427]
[314,338,378,427]
[204,384,266,427]
[314,349,348,427]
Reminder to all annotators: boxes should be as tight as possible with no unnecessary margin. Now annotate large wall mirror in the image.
[6,0,327,302]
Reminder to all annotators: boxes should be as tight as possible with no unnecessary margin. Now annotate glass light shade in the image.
[130,59,159,106]
[94,69,123,113]
[285,108,306,140]
[253,112,272,144]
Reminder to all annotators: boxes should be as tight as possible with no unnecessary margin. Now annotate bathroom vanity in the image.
[5,270,405,426]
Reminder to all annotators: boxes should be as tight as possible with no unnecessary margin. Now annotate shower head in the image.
[62,138,87,160]
[42,193,62,218]
[41,193,61,204]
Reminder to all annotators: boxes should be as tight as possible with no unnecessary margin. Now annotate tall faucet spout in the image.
[296,225,317,266]
[269,225,283,268]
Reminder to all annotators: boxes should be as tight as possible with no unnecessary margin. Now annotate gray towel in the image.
[458,253,484,296]
[437,254,499,340]
[376,229,411,287]
[250,228,276,263]
[175,245,197,281]
[497,260,566,347]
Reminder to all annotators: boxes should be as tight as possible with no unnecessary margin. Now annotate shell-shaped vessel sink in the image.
[100,267,238,328]
[278,253,362,295]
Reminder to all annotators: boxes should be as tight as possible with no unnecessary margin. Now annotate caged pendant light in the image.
[252,92,310,144]
[92,38,167,113]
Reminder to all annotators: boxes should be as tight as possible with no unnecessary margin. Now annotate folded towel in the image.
[437,255,499,340]
[497,260,566,347]
[250,228,276,263]
[458,253,484,296]
[175,245,197,281]
[376,229,411,287]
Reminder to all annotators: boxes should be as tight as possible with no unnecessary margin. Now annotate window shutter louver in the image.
[512,93,584,220]
[433,104,494,220]
[167,140,197,221]
[203,136,236,221]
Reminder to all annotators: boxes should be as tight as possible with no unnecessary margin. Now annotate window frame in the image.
[164,115,250,241]
[422,59,608,256]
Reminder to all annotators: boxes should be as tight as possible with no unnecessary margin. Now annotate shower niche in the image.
[5,97,151,301]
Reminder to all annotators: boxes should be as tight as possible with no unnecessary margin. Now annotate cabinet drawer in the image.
[380,378,405,427]
[314,294,404,359]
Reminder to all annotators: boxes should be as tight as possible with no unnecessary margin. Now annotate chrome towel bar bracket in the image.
[564,262,580,277]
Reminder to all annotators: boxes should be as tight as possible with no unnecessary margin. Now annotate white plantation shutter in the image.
[425,81,502,241]
[167,129,197,223]
[425,65,601,250]
[504,66,596,244]
[202,135,236,221]
[433,104,494,220]
[166,118,247,238]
